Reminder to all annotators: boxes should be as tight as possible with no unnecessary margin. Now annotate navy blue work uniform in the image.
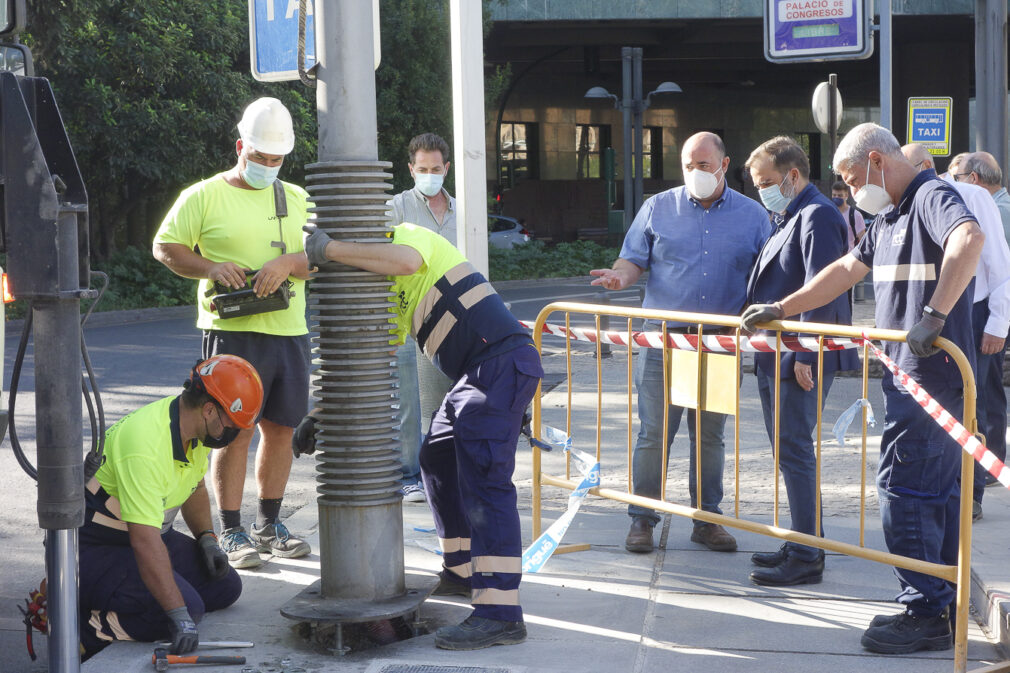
[851,169,977,618]
[747,183,859,561]
[391,224,543,623]
[78,396,242,657]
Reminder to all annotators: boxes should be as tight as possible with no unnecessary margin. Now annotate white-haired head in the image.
[832,123,902,175]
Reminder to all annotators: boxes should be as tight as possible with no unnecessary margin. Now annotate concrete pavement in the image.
[81,337,1009,673]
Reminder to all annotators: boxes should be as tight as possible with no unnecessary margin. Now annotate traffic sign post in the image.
[906,97,953,156]
[248,0,315,82]
[764,0,873,63]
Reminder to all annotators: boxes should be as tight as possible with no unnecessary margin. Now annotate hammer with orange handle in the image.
[152,647,245,670]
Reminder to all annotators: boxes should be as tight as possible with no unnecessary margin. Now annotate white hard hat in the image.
[237,97,295,155]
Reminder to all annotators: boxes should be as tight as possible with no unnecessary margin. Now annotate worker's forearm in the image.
[180,481,214,536]
[153,243,216,280]
[129,525,186,612]
[323,240,422,276]
[928,223,985,314]
[780,256,868,318]
[612,258,643,287]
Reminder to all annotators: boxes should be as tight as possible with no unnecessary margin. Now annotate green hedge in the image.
[2,240,619,320]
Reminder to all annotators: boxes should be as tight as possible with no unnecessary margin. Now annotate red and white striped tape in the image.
[521,319,1010,489]
[518,319,861,353]
[863,339,1010,490]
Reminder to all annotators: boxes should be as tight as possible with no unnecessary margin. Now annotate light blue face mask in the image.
[414,172,444,197]
[242,160,281,190]
[758,175,794,214]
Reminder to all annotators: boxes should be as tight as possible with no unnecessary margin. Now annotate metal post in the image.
[975,0,1008,181]
[828,73,838,178]
[632,47,644,216]
[621,47,633,233]
[878,0,892,130]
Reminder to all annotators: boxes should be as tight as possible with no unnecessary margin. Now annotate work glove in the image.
[907,312,945,357]
[197,532,230,580]
[292,408,320,458]
[165,606,199,654]
[741,302,785,332]
[302,224,333,268]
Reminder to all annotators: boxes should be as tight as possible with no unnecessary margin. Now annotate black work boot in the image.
[861,608,952,654]
[434,615,527,650]
[751,543,789,568]
[749,551,824,586]
[431,569,471,597]
[624,517,654,553]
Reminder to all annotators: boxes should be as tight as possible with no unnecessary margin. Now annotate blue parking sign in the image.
[907,97,952,156]
[248,0,315,82]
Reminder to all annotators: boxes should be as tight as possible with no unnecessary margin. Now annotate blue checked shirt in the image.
[620,185,772,325]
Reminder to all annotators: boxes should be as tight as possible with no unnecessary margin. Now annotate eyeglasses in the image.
[952,171,972,182]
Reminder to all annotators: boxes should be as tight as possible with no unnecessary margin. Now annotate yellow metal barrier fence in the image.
[530,301,981,673]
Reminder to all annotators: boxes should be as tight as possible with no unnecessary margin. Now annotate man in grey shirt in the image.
[388,133,456,504]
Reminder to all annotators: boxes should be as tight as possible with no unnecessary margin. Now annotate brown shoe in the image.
[690,523,737,552]
[625,518,654,553]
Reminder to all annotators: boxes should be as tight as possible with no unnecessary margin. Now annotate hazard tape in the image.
[863,339,1010,489]
[518,320,861,353]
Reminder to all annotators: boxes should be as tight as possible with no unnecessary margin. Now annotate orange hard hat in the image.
[189,355,263,429]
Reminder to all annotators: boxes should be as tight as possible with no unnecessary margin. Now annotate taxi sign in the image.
[764,0,873,63]
[906,97,952,156]
[248,0,315,82]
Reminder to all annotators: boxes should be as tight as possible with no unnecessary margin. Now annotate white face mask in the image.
[413,172,444,197]
[684,165,724,200]
[853,159,892,215]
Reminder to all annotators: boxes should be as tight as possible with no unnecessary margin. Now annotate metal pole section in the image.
[828,73,838,178]
[878,0,892,130]
[621,47,633,233]
[311,0,403,601]
[975,0,1009,182]
[36,212,84,672]
[632,47,644,217]
[315,0,378,161]
[450,0,489,275]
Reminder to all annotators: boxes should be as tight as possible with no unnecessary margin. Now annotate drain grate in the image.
[369,665,518,673]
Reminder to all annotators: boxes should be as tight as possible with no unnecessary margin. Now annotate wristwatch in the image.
[922,305,948,321]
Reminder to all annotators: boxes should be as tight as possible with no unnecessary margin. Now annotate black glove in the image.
[741,302,785,332]
[907,312,945,357]
[302,224,333,268]
[165,606,198,654]
[292,408,320,458]
[197,532,230,580]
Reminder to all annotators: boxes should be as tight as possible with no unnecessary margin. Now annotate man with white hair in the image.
[959,151,1010,242]
[904,144,1010,521]
[743,123,983,655]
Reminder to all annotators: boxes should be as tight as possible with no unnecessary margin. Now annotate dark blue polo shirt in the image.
[851,169,977,389]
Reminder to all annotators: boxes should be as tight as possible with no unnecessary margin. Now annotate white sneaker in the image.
[400,481,427,503]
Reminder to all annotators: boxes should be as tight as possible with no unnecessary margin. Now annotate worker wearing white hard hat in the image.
[153,97,313,570]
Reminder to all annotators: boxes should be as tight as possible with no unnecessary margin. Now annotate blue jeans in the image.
[878,377,962,617]
[397,337,423,484]
[972,301,1007,505]
[756,368,834,562]
[628,347,727,528]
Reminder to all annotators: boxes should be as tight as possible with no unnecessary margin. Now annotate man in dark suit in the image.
[742,136,858,586]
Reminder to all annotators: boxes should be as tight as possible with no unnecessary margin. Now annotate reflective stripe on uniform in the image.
[444,261,477,284]
[874,263,938,282]
[91,512,128,532]
[105,612,132,640]
[86,477,101,495]
[413,285,443,336]
[447,562,473,579]
[472,555,522,574]
[458,283,495,309]
[438,536,472,554]
[423,312,458,357]
[472,587,520,606]
[89,611,114,642]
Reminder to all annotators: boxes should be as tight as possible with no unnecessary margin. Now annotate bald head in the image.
[901,143,933,172]
[682,132,726,160]
[963,151,1003,193]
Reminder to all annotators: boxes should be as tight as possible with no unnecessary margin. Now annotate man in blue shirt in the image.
[743,136,858,586]
[743,123,983,655]
[591,131,771,554]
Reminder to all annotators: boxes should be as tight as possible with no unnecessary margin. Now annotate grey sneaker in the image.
[250,522,311,558]
[400,481,427,503]
[220,526,264,569]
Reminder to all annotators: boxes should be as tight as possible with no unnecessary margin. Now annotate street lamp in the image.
[585,47,681,233]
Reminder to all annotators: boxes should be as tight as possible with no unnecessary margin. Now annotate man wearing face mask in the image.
[387,133,457,507]
[903,143,1010,523]
[153,97,313,569]
[741,136,858,586]
[831,180,866,250]
[743,123,983,655]
[78,355,263,660]
[590,131,771,554]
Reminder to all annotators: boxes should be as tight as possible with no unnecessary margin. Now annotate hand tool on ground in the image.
[152,647,246,670]
[155,640,254,649]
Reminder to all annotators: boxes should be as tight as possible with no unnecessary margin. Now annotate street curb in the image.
[5,305,195,334]
[971,564,1010,659]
